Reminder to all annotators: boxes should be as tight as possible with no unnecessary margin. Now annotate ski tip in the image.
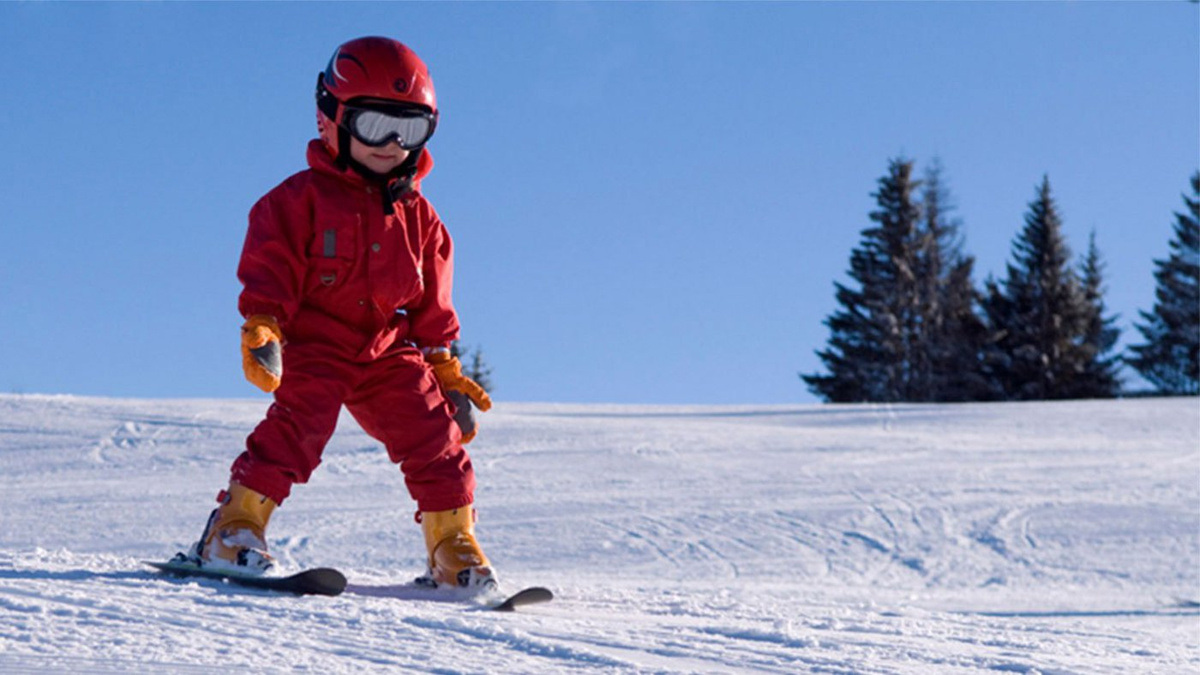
[295,568,348,596]
[491,586,554,612]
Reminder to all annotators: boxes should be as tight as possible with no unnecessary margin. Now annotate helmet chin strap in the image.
[335,127,353,170]
[386,150,422,202]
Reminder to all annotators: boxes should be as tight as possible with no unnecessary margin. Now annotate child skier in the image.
[189,36,496,591]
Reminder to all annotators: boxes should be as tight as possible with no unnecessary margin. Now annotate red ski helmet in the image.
[315,36,438,160]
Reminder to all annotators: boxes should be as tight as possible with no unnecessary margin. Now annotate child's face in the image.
[349,136,410,175]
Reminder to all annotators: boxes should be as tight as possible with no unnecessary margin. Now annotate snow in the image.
[0,394,1197,673]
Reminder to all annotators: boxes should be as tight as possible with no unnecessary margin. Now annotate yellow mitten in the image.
[241,315,283,393]
[426,351,492,443]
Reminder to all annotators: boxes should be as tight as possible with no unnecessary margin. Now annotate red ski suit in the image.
[230,140,474,511]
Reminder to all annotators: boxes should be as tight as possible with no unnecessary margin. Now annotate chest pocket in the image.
[308,218,358,289]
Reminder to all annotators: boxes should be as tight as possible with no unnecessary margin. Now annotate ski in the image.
[144,559,347,597]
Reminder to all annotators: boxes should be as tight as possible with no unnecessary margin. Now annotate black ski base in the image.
[145,559,347,597]
[490,586,554,612]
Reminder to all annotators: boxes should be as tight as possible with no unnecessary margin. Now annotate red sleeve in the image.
[237,179,310,327]
[407,199,460,349]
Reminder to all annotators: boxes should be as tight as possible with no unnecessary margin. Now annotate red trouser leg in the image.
[230,342,354,505]
[346,349,475,512]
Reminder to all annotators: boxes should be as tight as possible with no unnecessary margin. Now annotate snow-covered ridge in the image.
[1,394,1196,673]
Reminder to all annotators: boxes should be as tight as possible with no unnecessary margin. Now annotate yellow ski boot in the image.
[420,505,497,591]
[194,483,277,574]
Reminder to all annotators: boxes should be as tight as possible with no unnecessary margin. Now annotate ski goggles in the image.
[343,105,437,150]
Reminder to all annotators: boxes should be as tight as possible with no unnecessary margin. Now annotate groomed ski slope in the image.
[0,394,1196,674]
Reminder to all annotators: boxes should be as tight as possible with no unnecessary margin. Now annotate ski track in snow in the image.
[0,395,1197,673]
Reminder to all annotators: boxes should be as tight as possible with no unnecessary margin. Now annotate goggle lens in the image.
[347,108,434,150]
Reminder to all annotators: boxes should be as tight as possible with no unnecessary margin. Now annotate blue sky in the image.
[0,2,1196,404]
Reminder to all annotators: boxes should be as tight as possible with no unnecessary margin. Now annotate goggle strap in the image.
[315,74,341,122]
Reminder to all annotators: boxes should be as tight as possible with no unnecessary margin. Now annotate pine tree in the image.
[981,176,1092,400]
[1069,232,1122,398]
[466,347,494,393]
[908,163,943,401]
[1127,172,1200,395]
[919,161,989,401]
[450,341,495,393]
[804,159,924,402]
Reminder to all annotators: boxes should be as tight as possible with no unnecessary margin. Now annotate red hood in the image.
[305,139,434,193]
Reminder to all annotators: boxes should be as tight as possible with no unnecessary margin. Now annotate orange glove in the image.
[241,315,283,393]
[426,351,492,443]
